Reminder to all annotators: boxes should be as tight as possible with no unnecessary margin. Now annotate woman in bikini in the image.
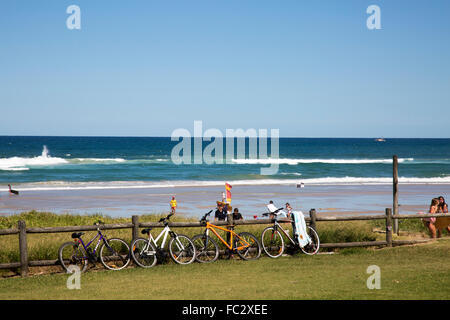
[422,198,440,238]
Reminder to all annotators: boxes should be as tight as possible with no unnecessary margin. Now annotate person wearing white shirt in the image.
[267,200,287,218]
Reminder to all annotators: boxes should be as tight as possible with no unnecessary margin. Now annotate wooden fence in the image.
[1,208,446,277]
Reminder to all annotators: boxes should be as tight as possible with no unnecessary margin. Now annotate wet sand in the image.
[1,183,449,219]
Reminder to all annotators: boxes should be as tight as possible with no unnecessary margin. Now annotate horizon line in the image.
[0,135,450,139]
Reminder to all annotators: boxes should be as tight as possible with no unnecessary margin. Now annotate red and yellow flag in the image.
[225,183,232,203]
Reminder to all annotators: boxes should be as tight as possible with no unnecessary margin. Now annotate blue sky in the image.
[1,1,449,137]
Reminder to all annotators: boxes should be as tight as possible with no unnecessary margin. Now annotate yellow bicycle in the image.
[192,210,261,263]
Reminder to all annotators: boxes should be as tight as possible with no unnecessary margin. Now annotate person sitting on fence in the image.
[422,198,440,238]
[267,200,287,219]
[214,204,227,221]
[232,208,243,221]
[436,196,450,236]
[285,203,293,219]
[438,196,448,213]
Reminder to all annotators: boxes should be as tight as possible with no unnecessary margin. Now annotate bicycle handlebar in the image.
[158,212,174,223]
[200,210,213,222]
[262,207,284,217]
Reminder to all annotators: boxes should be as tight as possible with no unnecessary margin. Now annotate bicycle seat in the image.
[141,228,152,235]
[71,232,84,239]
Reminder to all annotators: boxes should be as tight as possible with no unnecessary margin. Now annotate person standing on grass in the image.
[422,198,439,238]
[170,196,177,214]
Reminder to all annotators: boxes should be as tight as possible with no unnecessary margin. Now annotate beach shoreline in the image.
[1,183,449,219]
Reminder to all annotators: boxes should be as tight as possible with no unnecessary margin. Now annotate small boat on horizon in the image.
[375,138,386,142]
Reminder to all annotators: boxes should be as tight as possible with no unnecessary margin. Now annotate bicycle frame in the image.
[146,225,176,250]
[77,230,106,255]
[272,220,297,246]
[204,222,250,251]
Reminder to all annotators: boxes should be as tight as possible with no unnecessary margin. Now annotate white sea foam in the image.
[1,167,30,171]
[0,145,68,171]
[3,176,450,192]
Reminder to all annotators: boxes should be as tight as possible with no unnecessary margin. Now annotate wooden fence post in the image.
[18,220,29,277]
[226,213,234,256]
[393,155,399,235]
[385,208,393,247]
[309,209,317,237]
[132,215,139,242]
[309,209,317,229]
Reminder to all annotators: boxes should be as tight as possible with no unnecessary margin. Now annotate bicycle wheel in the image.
[261,227,285,258]
[58,241,88,273]
[169,234,196,265]
[131,238,158,268]
[99,238,131,270]
[235,232,261,261]
[300,227,320,255]
[191,234,219,263]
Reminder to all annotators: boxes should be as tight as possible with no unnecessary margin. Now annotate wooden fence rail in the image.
[0,208,445,276]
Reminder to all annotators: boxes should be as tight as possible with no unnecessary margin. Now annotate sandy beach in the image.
[1,183,449,219]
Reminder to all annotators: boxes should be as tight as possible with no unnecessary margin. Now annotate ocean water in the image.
[1,136,450,191]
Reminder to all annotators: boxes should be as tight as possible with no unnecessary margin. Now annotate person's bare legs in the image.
[429,223,437,238]
[423,220,437,238]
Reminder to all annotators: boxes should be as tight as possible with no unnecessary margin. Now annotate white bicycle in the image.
[130,213,196,268]
[261,208,320,258]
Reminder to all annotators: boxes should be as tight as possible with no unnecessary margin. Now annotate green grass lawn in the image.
[1,238,449,300]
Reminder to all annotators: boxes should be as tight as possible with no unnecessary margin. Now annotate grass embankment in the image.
[1,211,449,299]
[0,238,449,299]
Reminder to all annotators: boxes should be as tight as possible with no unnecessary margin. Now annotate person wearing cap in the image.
[214,204,227,221]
